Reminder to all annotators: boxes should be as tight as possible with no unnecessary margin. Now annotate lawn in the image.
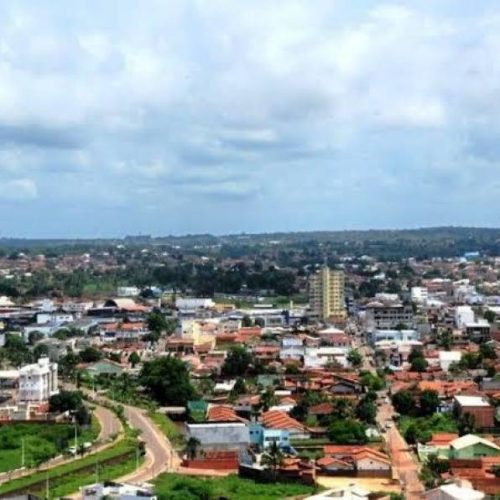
[0,436,139,498]
[397,412,458,436]
[154,473,318,500]
[0,419,100,473]
[147,410,185,448]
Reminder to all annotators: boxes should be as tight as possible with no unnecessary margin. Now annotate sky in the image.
[0,0,499,237]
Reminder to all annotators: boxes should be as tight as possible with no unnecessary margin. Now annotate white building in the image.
[455,306,475,328]
[411,287,429,305]
[18,357,58,403]
[439,351,462,372]
[176,297,215,311]
[424,480,484,500]
[82,482,156,500]
[116,286,140,297]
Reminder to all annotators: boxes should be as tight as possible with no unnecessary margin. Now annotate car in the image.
[385,422,393,429]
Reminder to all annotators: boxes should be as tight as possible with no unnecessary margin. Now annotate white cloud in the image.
[0,178,37,200]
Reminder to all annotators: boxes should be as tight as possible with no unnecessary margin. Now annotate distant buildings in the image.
[309,267,346,321]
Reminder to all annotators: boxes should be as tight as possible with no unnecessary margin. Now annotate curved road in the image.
[118,405,179,484]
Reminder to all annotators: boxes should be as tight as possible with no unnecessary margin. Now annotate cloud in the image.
[0,1,498,235]
[0,178,37,201]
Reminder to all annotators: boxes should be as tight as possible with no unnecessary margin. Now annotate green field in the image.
[0,436,140,499]
[153,473,318,500]
[0,419,100,472]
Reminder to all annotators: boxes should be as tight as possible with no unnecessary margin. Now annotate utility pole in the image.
[21,437,25,468]
[46,471,50,500]
[74,423,78,453]
[136,445,139,470]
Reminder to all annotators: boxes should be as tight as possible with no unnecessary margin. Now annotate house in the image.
[450,434,500,459]
[417,433,459,460]
[453,395,496,429]
[185,422,250,451]
[305,484,369,500]
[207,405,248,423]
[248,422,291,450]
[327,377,362,395]
[81,482,156,500]
[321,445,391,477]
[424,480,484,500]
[260,410,310,440]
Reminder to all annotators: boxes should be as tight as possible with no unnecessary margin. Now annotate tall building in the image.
[18,357,58,403]
[309,266,346,321]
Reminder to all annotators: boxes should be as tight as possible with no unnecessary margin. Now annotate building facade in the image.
[309,267,346,321]
[18,357,58,403]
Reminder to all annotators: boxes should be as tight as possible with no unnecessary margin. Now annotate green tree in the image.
[231,377,246,396]
[140,356,195,405]
[3,334,32,367]
[185,436,201,460]
[78,347,103,363]
[347,349,363,368]
[241,315,253,327]
[261,441,285,481]
[28,331,45,345]
[356,397,377,424]
[479,343,497,360]
[458,412,475,436]
[392,390,414,415]
[147,311,170,334]
[419,390,440,416]
[259,387,278,412]
[411,357,428,373]
[484,310,496,324]
[327,418,367,444]
[128,351,141,368]
[222,345,253,377]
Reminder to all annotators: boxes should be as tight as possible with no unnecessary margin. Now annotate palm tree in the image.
[261,441,284,481]
[185,437,201,460]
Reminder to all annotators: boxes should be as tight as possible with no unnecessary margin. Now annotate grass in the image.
[147,410,185,448]
[0,419,100,473]
[153,473,318,500]
[0,435,139,498]
[397,412,458,436]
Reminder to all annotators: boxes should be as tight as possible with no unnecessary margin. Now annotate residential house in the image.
[453,395,496,429]
[185,422,250,451]
[450,434,500,459]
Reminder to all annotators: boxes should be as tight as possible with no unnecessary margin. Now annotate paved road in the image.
[94,404,122,442]
[118,404,179,484]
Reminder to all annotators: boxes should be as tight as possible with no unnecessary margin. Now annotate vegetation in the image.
[398,413,457,444]
[147,410,184,448]
[0,420,99,472]
[140,356,195,406]
[153,473,317,500]
[347,349,363,368]
[327,418,367,444]
[222,345,254,377]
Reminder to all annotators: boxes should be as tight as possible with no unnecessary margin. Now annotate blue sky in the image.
[0,0,499,237]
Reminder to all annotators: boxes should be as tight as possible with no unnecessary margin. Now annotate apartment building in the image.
[309,266,346,321]
[18,357,58,403]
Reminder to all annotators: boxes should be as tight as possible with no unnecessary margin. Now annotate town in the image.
[0,229,498,499]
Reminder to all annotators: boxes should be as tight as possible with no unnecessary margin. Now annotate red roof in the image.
[261,410,304,431]
[428,433,459,446]
[207,405,248,423]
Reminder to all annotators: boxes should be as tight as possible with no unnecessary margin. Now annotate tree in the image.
[392,390,414,416]
[458,412,475,436]
[49,391,84,413]
[356,397,376,424]
[3,334,32,367]
[241,315,253,327]
[480,343,497,360]
[259,387,278,412]
[331,398,354,420]
[58,351,79,379]
[484,310,496,324]
[140,356,195,406]
[185,437,201,460]
[327,418,367,444]
[222,345,253,377]
[261,441,284,481]
[28,331,45,345]
[411,357,428,373]
[419,390,440,416]
[347,349,363,368]
[231,377,246,396]
[79,347,103,363]
[33,343,49,360]
[128,351,141,368]
[408,348,424,364]
[147,312,168,334]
